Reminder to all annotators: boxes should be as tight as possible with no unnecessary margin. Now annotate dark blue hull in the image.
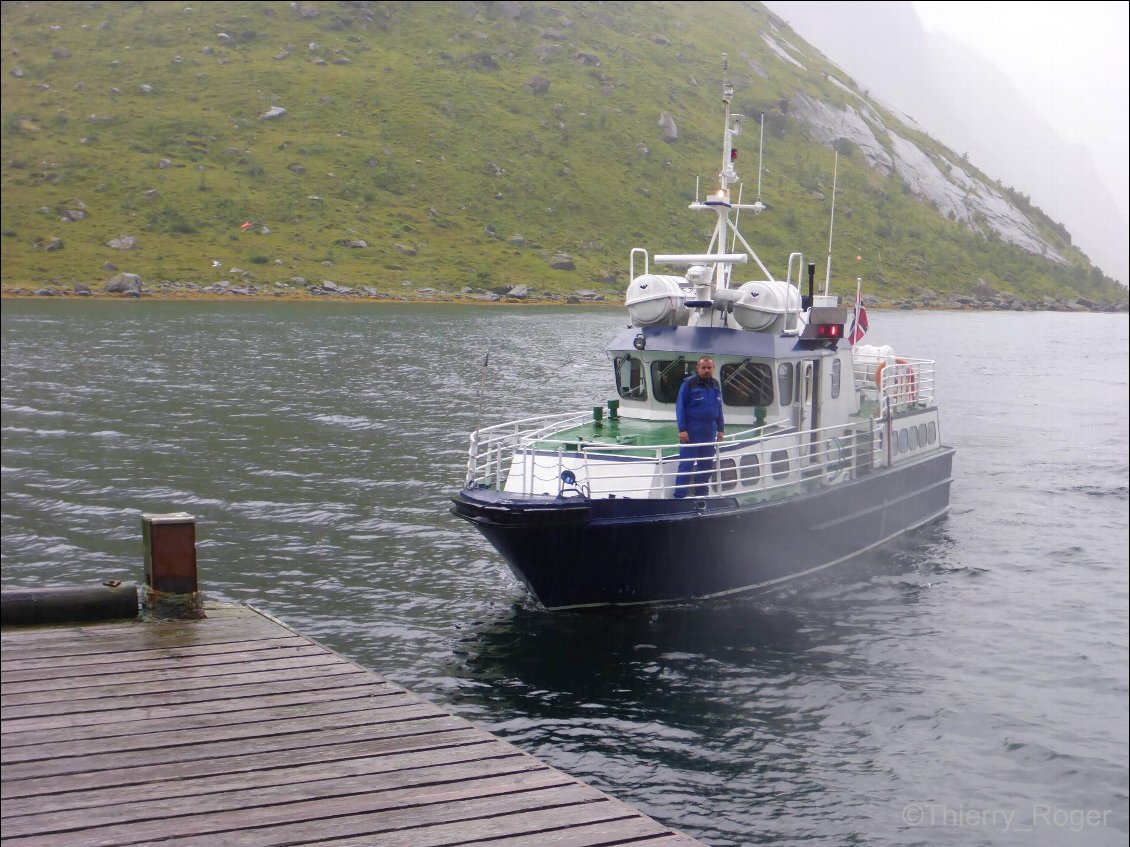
[452,448,955,609]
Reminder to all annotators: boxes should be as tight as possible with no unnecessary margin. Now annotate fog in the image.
[763,0,1129,287]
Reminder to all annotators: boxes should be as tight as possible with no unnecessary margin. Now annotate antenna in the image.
[756,114,764,205]
[730,182,744,255]
[477,351,490,429]
[824,150,839,297]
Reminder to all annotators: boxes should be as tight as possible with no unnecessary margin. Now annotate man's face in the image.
[696,359,714,380]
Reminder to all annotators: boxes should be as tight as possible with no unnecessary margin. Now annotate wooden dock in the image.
[1,603,706,847]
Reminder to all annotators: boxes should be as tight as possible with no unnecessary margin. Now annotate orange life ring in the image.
[875,358,917,402]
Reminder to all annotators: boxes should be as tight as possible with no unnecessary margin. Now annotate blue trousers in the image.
[675,442,716,497]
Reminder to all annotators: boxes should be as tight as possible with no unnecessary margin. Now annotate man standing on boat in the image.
[674,356,725,498]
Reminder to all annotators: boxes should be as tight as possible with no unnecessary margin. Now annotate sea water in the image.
[2,301,1126,846]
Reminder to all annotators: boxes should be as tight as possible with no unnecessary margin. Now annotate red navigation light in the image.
[816,323,843,339]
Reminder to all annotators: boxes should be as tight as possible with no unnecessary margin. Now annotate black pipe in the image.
[1,583,140,626]
[803,262,816,310]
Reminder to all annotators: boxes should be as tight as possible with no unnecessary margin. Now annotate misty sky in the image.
[912,1,1129,222]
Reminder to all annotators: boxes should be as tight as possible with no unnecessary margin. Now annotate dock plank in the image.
[1,603,706,847]
[0,676,381,724]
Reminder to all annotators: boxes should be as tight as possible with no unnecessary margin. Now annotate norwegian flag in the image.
[848,302,869,344]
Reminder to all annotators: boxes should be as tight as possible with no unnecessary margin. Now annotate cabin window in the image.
[898,428,909,454]
[777,363,794,406]
[719,458,738,491]
[770,449,790,480]
[720,362,773,406]
[739,453,761,486]
[831,358,842,399]
[927,421,937,444]
[908,425,919,450]
[650,359,696,403]
[614,356,648,400]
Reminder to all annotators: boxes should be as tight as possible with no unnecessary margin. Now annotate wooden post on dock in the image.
[141,512,203,618]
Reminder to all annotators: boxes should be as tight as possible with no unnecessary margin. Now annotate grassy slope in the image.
[1,0,1123,305]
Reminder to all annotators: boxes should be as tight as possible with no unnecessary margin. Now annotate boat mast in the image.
[710,54,740,291]
[676,55,773,288]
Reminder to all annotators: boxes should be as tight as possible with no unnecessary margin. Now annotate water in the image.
[2,301,1127,846]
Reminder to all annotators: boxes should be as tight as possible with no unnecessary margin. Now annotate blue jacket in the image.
[676,374,724,441]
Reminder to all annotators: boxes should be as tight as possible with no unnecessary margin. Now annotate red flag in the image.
[848,303,869,344]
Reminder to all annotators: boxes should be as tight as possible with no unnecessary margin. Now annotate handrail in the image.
[629,247,649,281]
[853,357,936,412]
[465,413,889,500]
[781,252,805,335]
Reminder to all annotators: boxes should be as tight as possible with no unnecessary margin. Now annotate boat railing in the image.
[465,411,591,488]
[630,247,649,279]
[854,357,936,413]
[562,419,877,499]
[782,252,806,335]
[469,415,886,500]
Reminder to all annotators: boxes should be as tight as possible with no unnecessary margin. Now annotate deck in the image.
[1,603,705,847]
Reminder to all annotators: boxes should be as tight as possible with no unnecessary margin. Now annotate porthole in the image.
[739,453,761,486]
[719,458,738,491]
[771,449,790,480]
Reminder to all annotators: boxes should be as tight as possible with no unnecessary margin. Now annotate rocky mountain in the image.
[764,0,1129,289]
[1,0,1124,309]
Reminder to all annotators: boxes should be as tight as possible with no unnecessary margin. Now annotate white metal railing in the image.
[853,357,935,412]
[465,411,590,489]
[465,414,887,501]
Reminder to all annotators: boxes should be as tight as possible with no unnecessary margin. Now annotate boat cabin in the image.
[607,324,860,432]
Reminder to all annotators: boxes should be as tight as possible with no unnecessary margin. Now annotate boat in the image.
[451,57,955,610]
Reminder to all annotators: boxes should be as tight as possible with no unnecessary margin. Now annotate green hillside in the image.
[1,0,1124,307]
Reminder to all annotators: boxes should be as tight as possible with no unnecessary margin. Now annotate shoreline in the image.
[0,288,616,307]
[2,288,1126,313]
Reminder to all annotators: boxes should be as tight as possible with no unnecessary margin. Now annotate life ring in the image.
[875,358,917,403]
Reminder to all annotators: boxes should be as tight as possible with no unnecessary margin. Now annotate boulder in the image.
[972,278,997,301]
[525,75,550,94]
[104,272,142,294]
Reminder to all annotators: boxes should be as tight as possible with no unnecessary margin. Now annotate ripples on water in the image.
[2,302,1127,846]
